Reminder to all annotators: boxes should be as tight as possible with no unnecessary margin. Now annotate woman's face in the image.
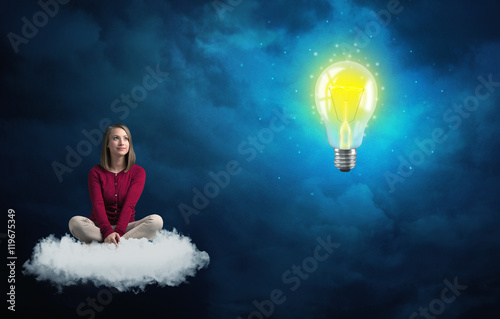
[107,127,129,158]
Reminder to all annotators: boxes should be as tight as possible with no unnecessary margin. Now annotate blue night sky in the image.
[2,0,500,318]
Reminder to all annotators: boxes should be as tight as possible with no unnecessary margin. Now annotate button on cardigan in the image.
[88,164,145,239]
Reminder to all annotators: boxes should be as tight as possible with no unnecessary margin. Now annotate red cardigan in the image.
[88,164,145,239]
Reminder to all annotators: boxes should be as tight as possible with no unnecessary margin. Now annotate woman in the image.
[69,123,163,245]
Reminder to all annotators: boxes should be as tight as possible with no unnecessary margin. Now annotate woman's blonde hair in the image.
[100,123,136,172]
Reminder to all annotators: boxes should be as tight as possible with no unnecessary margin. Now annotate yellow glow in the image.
[315,61,378,150]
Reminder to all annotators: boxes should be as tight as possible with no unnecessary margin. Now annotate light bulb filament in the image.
[329,85,364,123]
[340,120,351,149]
[329,85,364,149]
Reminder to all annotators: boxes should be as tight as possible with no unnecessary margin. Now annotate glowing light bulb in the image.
[315,61,378,172]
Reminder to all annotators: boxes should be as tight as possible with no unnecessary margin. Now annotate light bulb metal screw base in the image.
[334,148,357,172]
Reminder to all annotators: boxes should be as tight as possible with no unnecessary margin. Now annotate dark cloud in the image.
[392,0,500,69]
[252,0,333,33]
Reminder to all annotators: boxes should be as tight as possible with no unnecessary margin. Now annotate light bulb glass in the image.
[315,61,378,172]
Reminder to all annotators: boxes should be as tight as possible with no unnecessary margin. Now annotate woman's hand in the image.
[104,232,121,246]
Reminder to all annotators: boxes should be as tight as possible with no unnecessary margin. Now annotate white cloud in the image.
[23,230,209,292]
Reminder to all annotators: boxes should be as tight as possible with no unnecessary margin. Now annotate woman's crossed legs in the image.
[69,214,163,244]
